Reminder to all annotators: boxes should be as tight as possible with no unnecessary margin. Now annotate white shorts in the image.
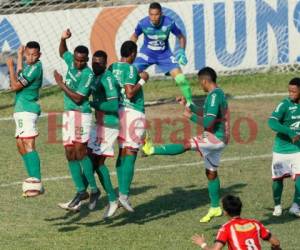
[118,107,146,149]
[13,112,38,138]
[87,125,119,157]
[62,111,92,146]
[271,152,300,180]
[190,132,225,171]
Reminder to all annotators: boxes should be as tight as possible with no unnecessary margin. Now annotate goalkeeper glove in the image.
[176,48,188,66]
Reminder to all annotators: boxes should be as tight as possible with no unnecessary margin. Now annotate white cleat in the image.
[289,203,300,217]
[118,195,134,212]
[272,205,282,217]
[57,201,81,212]
[103,201,119,219]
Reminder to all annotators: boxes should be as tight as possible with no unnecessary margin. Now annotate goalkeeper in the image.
[130,2,193,104]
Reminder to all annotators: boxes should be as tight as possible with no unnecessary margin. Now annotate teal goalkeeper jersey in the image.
[202,87,228,142]
[269,98,300,154]
[15,60,43,114]
[109,62,144,113]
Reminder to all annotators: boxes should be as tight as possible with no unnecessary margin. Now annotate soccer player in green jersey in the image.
[109,41,149,212]
[6,41,44,197]
[54,29,99,211]
[268,78,300,217]
[87,50,119,218]
[130,2,192,104]
[143,67,229,222]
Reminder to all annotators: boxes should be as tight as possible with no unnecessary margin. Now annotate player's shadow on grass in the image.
[45,185,157,231]
[104,183,246,227]
[259,208,298,226]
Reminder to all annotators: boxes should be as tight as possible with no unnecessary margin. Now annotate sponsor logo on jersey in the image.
[234,223,255,232]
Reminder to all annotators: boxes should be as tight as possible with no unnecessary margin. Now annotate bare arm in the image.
[124,71,148,99]
[53,70,84,104]
[59,29,72,58]
[269,235,281,250]
[177,33,186,49]
[6,58,24,92]
[130,33,138,43]
[17,45,24,73]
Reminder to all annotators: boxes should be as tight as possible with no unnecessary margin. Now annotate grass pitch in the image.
[0,72,299,249]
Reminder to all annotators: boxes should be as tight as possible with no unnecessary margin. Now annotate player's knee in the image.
[206,169,218,180]
[65,146,76,161]
[22,138,35,153]
[183,141,191,150]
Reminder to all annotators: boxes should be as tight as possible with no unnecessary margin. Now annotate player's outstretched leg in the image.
[200,170,222,223]
[289,177,300,217]
[272,179,283,216]
[174,73,193,104]
[142,133,187,156]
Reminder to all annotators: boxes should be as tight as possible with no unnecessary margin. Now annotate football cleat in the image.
[103,201,119,219]
[199,207,222,223]
[118,195,134,212]
[272,205,282,217]
[289,203,300,217]
[88,189,101,210]
[58,201,81,212]
[142,132,154,156]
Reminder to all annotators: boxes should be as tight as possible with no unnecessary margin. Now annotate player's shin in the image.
[68,160,86,192]
[175,74,192,104]
[22,151,41,180]
[208,177,220,208]
[79,156,98,192]
[272,179,283,206]
[96,165,117,202]
[293,177,300,205]
[154,144,186,155]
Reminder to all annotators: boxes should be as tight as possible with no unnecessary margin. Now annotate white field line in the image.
[0,92,286,122]
[0,153,271,188]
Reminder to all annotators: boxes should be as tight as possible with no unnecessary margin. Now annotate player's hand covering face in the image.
[92,56,106,76]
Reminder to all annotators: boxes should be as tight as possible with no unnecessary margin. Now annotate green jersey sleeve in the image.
[63,51,73,67]
[270,101,286,120]
[125,65,138,85]
[18,62,42,86]
[76,71,94,97]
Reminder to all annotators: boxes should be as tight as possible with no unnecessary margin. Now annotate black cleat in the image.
[88,189,101,210]
[68,191,89,209]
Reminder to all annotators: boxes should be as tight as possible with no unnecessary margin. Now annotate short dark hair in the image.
[26,41,40,51]
[197,67,217,83]
[149,2,162,11]
[74,45,89,55]
[222,195,242,217]
[289,78,300,87]
[120,41,137,58]
[93,50,107,61]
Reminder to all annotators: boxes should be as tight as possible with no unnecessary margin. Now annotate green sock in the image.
[175,73,192,104]
[22,151,41,179]
[82,173,89,190]
[79,156,98,192]
[115,153,125,194]
[153,144,186,155]
[96,165,116,202]
[293,177,300,205]
[208,177,220,208]
[272,180,283,206]
[68,160,85,192]
[119,154,137,196]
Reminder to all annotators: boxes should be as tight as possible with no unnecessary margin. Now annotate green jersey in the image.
[15,60,43,114]
[91,70,119,127]
[203,87,228,142]
[63,51,93,113]
[109,62,144,113]
[269,98,300,153]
